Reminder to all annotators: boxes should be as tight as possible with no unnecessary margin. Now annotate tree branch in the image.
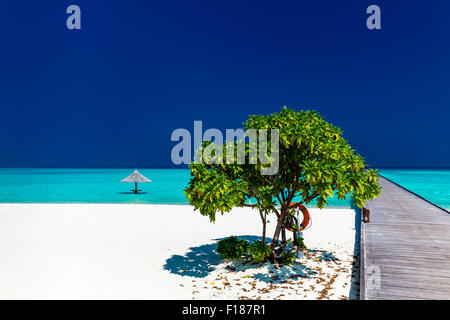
[256,198,265,224]
[287,193,319,209]
[272,206,280,218]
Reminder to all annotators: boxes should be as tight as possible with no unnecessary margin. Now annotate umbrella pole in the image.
[134,182,138,194]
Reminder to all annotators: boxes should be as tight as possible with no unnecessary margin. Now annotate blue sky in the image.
[0,0,449,168]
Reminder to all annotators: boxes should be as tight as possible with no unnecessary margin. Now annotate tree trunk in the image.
[270,208,287,250]
[262,221,266,245]
[256,201,267,246]
[261,210,267,245]
[293,229,298,250]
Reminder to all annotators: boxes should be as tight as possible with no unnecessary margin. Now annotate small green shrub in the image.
[295,237,307,251]
[248,241,272,262]
[280,251,296,265]
[217,236,248,260]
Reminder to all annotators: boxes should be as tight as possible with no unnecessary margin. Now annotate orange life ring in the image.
[287,202,310,231]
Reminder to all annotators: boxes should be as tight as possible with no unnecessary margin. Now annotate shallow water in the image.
[0,168,447,209]
[0,168,352,206]
[0,168,190,204]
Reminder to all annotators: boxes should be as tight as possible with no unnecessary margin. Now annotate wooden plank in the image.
[365,253,450,262]
[369,283,450,300]
[360,176,450,300]
[379,265,450,278]
[379,273,450,286]
[364,258,450,270]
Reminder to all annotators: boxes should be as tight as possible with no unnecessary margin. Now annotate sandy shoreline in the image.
[0,204,360,299]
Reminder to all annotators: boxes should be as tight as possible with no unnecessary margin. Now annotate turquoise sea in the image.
[0,168,448,209]
[379,169,450,209]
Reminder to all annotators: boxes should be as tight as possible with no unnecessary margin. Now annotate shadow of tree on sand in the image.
[163,242,221,278]
[164,235,318,282]
[163,235,261,278]
[253,264,316,284]
[308,249,339,262]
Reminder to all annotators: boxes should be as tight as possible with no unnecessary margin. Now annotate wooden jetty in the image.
[360,175,450,300]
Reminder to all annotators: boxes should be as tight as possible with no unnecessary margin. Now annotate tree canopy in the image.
[185,107,380,255]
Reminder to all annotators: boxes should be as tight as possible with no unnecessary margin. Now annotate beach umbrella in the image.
[121,170,151,194]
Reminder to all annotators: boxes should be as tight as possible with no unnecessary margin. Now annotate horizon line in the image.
[0,166,449,170]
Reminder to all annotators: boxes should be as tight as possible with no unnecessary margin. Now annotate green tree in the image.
[184,107,380,259]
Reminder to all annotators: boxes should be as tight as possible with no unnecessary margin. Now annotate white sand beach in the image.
[0,204,360,300]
